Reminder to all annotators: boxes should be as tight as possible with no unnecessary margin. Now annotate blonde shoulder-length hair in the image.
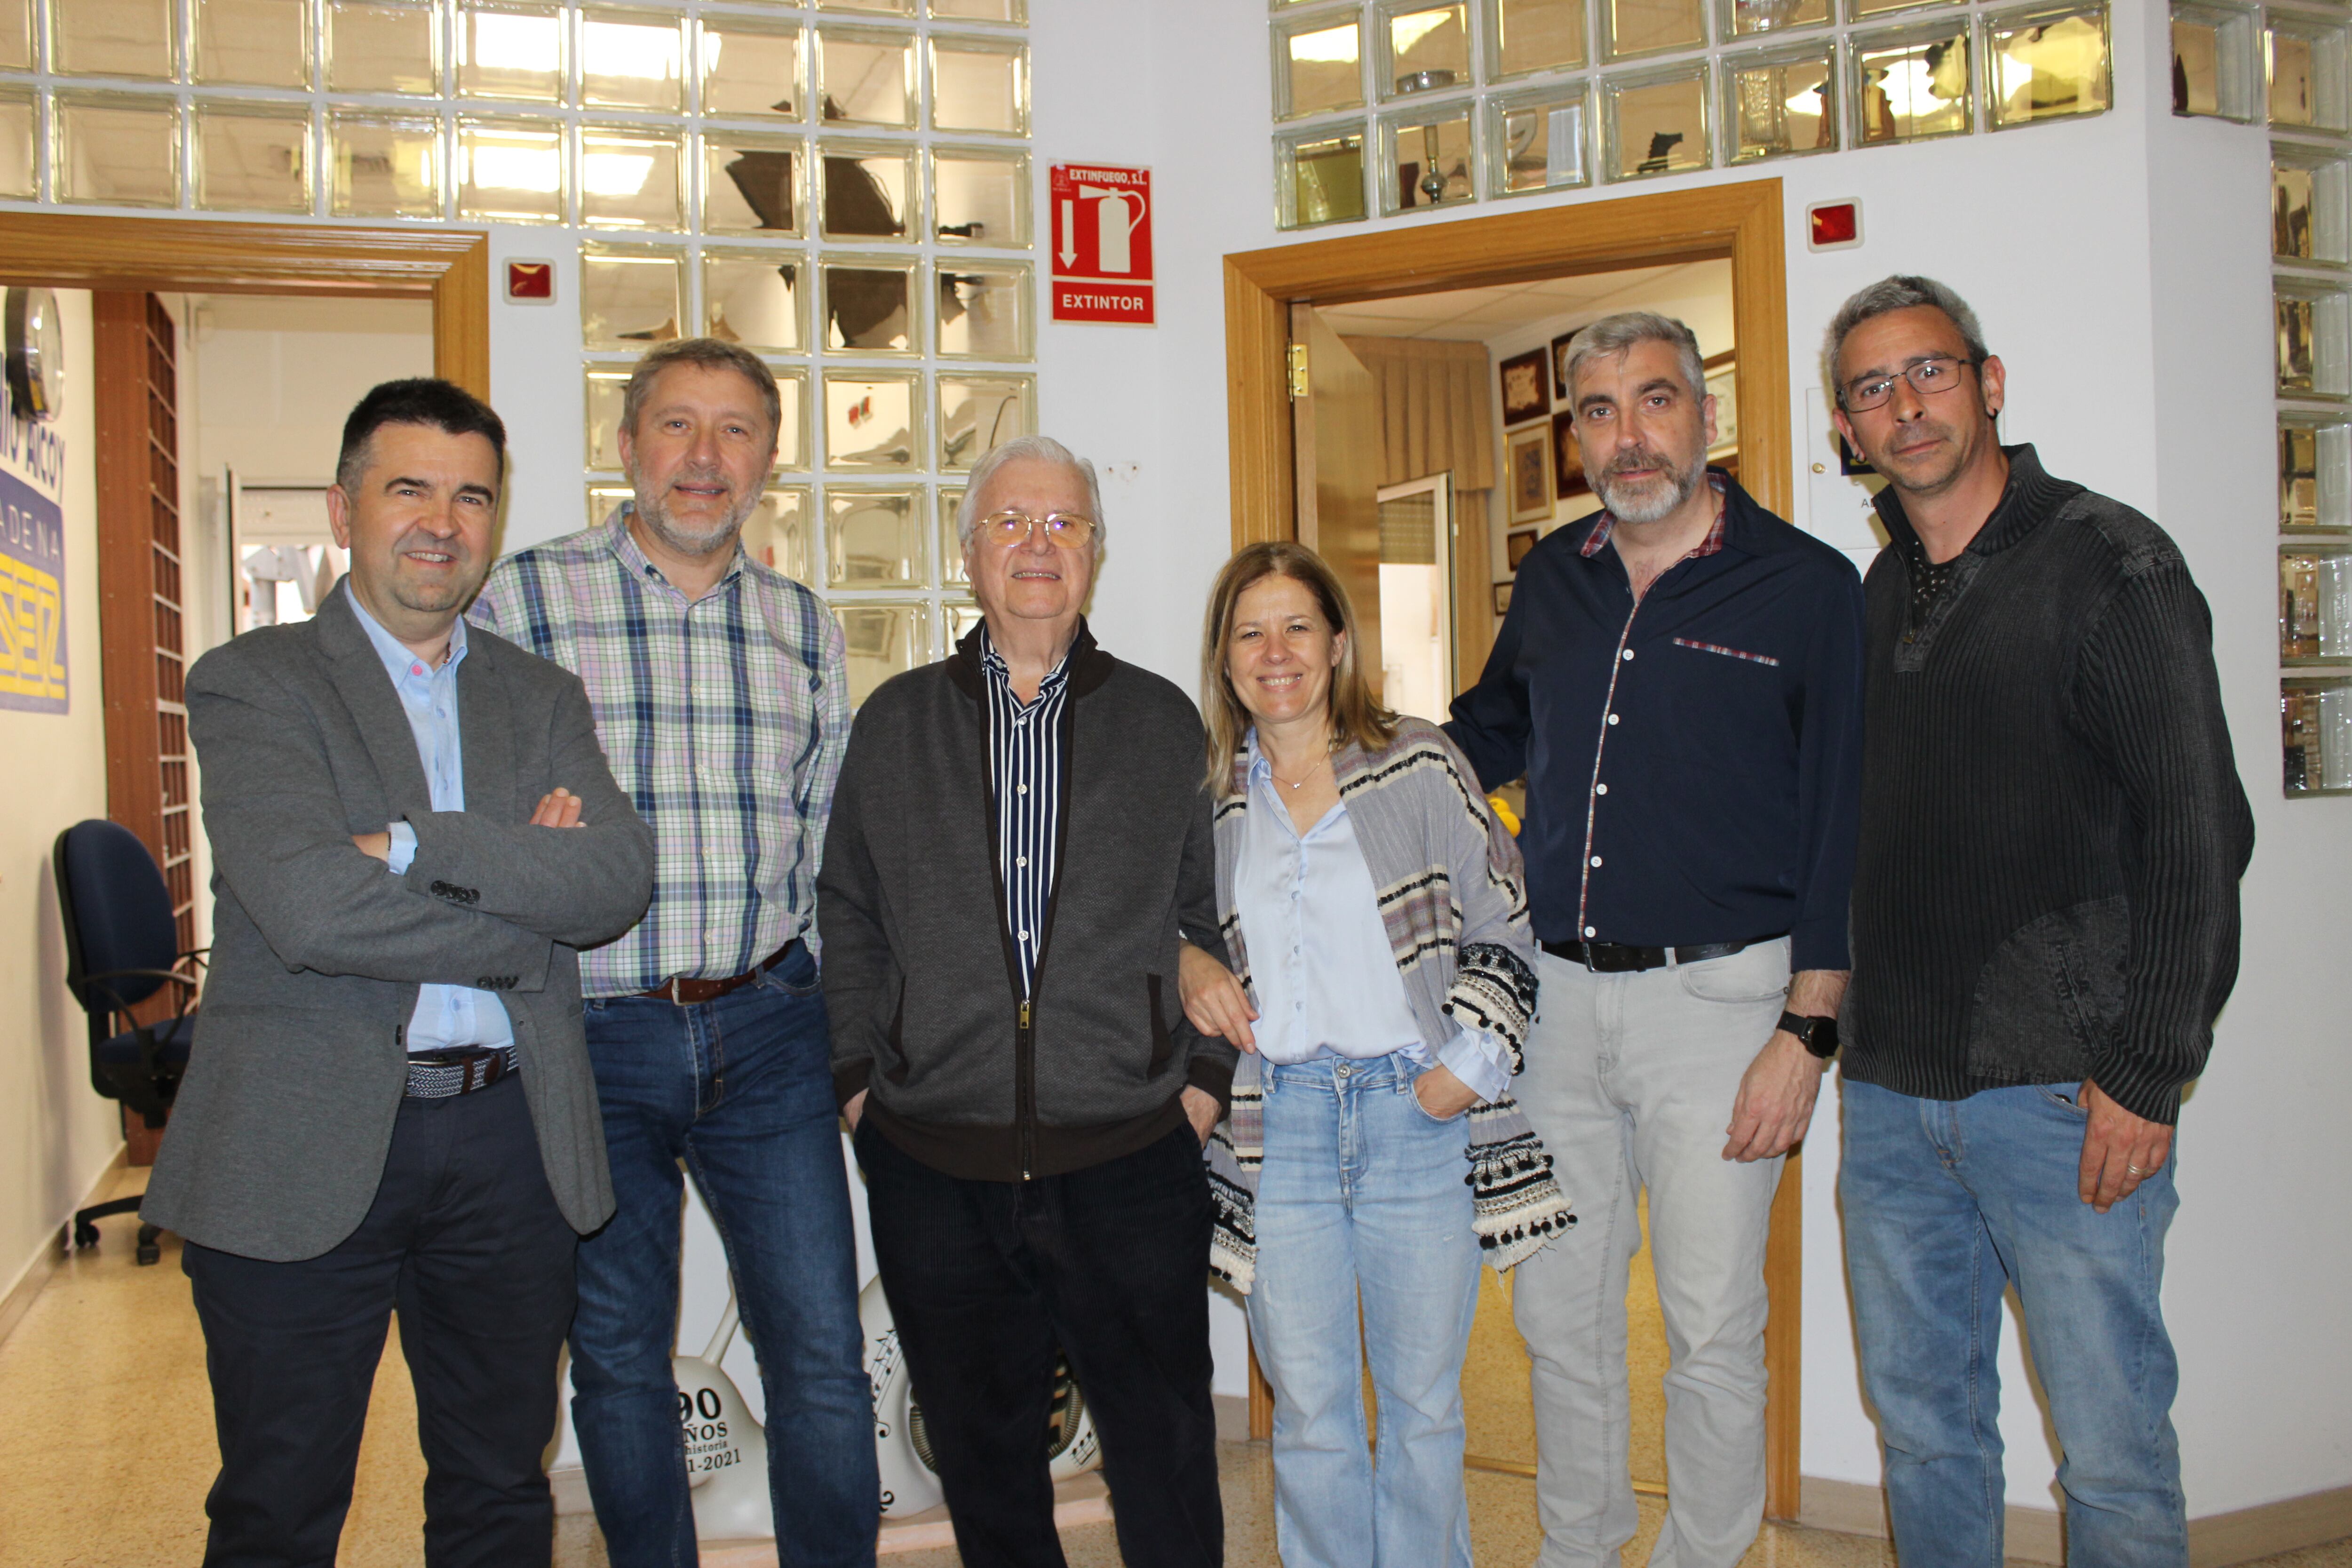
[1200,541,1398,794]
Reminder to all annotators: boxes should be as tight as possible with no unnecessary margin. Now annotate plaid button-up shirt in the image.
[469,510,850,998]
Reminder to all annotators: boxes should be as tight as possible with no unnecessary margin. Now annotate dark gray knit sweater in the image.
[818,621,1235,1181]
[1844,445,2254,1125]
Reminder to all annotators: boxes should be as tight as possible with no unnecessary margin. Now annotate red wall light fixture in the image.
[1807,199,1862,251]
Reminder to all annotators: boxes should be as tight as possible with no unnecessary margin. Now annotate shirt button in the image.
[1621,648,1635,661]
[1606,713,1620,725]
[1017,784,1029,795]
[1583,925,1597,938]
[1590,855,1603,867]
[1019,929,1030,940]
[1017,855,1029,867]
[1595,783,1609,796]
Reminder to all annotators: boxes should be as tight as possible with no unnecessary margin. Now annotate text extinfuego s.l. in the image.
[0,366,67,715]
[1049,164,1154,326]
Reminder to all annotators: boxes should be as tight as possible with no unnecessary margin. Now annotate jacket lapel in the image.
[314,586,435,821]
[458,636,519,825]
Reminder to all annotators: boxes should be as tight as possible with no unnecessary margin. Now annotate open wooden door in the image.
[1288,303,1383,693]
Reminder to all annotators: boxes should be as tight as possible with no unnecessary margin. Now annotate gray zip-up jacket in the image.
[819,621,1234,1182]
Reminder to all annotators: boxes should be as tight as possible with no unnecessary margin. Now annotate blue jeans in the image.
[1246,1055,1480,1568]
[572,947,878,1568]
[1840,1078,2185,1568]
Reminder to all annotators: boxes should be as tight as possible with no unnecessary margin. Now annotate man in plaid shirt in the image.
[470,339,872,1567]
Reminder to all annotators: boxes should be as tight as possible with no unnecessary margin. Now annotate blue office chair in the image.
[53,819,205,1266]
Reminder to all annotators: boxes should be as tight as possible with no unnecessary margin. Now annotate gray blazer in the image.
[142,587,656,1262]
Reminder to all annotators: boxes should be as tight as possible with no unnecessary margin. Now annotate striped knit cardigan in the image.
[1204,716,1574,1292]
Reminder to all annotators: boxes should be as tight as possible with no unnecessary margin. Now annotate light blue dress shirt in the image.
[347,583,515,1055]
[1233,745,1512,1102]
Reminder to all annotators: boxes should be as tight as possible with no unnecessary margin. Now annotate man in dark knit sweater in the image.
[1828,276,2253,1568]
[819,435,1232,1568]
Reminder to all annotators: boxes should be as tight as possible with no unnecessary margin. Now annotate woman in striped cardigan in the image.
[1180,541,1571,1568]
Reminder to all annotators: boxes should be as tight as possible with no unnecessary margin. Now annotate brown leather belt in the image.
[637,940,802,1005]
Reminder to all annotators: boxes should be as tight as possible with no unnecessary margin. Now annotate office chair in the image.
[52,819,206,1266]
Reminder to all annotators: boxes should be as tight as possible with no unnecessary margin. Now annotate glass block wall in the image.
[2175,0,2352,792]
[0,0,1032,707]
[1270,0,2112,227]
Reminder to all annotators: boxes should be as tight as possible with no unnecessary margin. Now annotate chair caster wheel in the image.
[136,1243,159,1265]
[135,1223,161,1265]
[72,1224,98,1250]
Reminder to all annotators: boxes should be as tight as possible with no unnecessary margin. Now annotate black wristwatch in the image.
[1779,1010,1839,1059]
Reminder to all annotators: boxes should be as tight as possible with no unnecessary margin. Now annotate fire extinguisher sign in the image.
[1049,164,1154,326]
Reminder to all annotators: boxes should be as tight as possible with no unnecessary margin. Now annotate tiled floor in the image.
[7,1167,2348,1568]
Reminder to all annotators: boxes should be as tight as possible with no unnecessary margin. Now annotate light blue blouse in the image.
[1233,747,1512,1102]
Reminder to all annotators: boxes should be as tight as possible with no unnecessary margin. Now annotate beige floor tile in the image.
[0,1175,2340,1568]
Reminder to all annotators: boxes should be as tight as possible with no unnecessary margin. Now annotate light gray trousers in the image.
[1510,939,1791,1568]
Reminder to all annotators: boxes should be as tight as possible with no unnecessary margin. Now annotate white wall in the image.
[1023,0,2348,1522]
[0,290,128,1306]
[189,296,436,490]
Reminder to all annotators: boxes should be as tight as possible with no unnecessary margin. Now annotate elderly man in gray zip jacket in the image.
[143,378,654,1568]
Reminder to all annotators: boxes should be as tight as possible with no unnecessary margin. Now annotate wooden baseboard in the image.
[1801,1475,2352,1567]
[0,1146,130,1352]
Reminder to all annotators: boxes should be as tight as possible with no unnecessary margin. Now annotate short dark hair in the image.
[620,338,781,446]
[1822,276,1990,403]
[335,378,508,494]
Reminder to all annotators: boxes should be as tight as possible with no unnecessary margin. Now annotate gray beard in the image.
[1594,453,1705,525]
[634,484,752,557]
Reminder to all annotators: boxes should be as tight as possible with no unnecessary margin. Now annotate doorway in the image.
[1223,178,1804,1520]
[0,215,487,1160]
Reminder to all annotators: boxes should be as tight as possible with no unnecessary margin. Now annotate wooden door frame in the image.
[0,213,490,393]
[1222,177,1804,1521]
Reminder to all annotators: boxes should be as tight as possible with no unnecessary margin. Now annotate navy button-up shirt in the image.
[1445,474,1865,972]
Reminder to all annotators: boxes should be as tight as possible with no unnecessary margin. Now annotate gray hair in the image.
[1823,275,1989,404]
[954,435,1107,554]
[621,337,781,444]
[1561,311,1708,406]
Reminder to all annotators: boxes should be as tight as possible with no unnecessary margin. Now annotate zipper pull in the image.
[1019,999,1032,1030]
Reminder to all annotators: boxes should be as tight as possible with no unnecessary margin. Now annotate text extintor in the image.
[1049,164,1154,326]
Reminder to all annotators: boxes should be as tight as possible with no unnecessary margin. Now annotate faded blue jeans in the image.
[1245,1054,1480,1568]
[570,946,878,1568]
[1840,1077,2185,1568]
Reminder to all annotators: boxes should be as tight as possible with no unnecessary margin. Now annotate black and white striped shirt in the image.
[980,627,1073,999]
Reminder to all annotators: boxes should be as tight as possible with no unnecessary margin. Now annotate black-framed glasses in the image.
[1841,355,1980,412]
[975,509,1097,549]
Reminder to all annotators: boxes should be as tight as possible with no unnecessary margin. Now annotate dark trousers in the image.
[183,1074,578,1568]
[856,1119,1224,1568]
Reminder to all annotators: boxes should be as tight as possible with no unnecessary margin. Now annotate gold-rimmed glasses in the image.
[973,509,1096,549]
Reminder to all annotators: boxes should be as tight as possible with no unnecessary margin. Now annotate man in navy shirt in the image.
[1447,311,1863,1568]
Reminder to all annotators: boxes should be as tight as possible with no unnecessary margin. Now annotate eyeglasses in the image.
[1841,354,1980,412]
[974,509,1097,549]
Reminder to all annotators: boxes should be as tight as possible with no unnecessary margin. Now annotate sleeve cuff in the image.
[384,820,418,875]
[2085,1051,2185,1126]
[832,1059,871,1113]
[1789,917,1850,975]
[1436,1025,1514,1105]
[1185,1051,1235,1114]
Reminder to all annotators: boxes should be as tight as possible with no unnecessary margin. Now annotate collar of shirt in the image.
[1579,471,1730,562]
[604,501,747,602]
[344,578,468,690]
[978,621,1076,708]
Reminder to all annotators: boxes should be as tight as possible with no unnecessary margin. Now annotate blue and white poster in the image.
[0,367,67,714]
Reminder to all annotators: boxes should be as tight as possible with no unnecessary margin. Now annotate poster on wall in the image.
[0,369,67,715]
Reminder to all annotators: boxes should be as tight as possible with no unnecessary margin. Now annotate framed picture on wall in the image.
[1506,527,1539,570]
[1704,349,1738,457]
[1507,425,1553,523]
[1550,331,1580,400]
[1499,347,1550,425]
[1552,410,1590,499]
[1493,581,1514,616]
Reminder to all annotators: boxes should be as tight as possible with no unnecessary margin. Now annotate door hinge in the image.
[1287,343,1310,399]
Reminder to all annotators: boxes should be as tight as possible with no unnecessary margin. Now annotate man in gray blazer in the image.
[143,379,655,1568]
